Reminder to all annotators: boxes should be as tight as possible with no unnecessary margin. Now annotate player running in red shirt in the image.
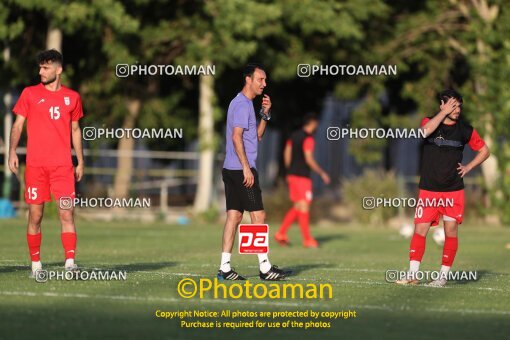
[274,113,330,248]
[8,49,84,277]
[397,89,490,287]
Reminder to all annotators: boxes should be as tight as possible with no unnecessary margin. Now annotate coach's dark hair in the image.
[243,63,264,84]
[303,112,319,125]
[438,89,462,104]
[36,49,63,66]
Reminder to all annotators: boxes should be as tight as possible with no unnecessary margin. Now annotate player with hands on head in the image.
[396,89,489,287]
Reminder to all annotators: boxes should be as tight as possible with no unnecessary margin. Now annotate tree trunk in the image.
[46,26,62,51]
[470,0,501,219]
[113,99,140,199]
[479,116,498,189]
[193,60,215,213]
[472,15,499,211]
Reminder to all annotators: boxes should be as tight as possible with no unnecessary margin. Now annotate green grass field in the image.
[1,218,509,340]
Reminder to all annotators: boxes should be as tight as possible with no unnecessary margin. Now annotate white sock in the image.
[439,265,450,280]
[409,260,420,273]
[31,261,42,272]
[220,252,231,272]
[258,254,271,273]
[408,260,420,279]
[65,258,75,268]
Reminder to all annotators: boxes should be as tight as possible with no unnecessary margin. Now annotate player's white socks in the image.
[439,265,451,280]
[220,252,231,272]
[408,260,420,279]
[31,261,42,273]
[409,260,420,273]
[65,258,75,269]
[258,254,271,274]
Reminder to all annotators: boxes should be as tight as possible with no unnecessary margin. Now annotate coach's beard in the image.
[41,76,57,85]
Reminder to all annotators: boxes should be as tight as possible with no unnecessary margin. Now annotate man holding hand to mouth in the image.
[217,63,288,281]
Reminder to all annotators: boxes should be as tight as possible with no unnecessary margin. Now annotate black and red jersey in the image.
[419,117,485,192]
[286,129,315,178]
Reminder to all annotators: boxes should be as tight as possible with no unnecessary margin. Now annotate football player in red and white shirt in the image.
[8,49,84,276]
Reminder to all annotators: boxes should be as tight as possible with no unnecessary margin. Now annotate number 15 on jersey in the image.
[49,106,60,120]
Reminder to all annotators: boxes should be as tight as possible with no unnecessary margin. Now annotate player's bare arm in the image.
[257,95,271,141]
[8,115,26,175]
[304,151,330,184]
[232,127,254,188]
[71,121,84,182]
[421,97,458,137]
[457,144,490,178]
[283,143,292,169]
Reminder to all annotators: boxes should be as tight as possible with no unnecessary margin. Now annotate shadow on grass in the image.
[0,261,179,274]
[452,269,500,285]
[314,233,346,245]
[285,263,334,276]
[87,261,179,272]
[241,263,332,280]
[0,265,28,274]
[0,262,79,274]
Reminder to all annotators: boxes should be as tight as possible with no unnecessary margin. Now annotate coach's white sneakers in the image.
[426,278,447,287]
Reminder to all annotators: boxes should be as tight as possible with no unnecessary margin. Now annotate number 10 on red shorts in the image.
[238,224,269,254]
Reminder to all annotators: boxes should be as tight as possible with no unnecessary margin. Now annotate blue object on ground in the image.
[0,199,16,218]
[177,215,189,225]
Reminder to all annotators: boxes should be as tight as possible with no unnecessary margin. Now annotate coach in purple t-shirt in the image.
[223,92,258,170]
[217,63,288,281]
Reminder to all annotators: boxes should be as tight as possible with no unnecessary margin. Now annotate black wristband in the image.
[259,108,271,121]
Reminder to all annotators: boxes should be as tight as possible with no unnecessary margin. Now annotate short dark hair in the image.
[243,63,264,84]
[438,89,462,104]
[37,49,63,66]
[303,112,319,125]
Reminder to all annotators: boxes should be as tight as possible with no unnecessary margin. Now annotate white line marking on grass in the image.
[84,269,387,286]
[2,260,509,277]
[0,291,308,308]
[2,290,510,315]
[117,271,509,291]
[1,263,508,292]
[422,307,510,316]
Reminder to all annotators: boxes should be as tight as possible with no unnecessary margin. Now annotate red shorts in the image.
[413,189,464,226]
[25,166,76,204]
[287,175,312,203]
